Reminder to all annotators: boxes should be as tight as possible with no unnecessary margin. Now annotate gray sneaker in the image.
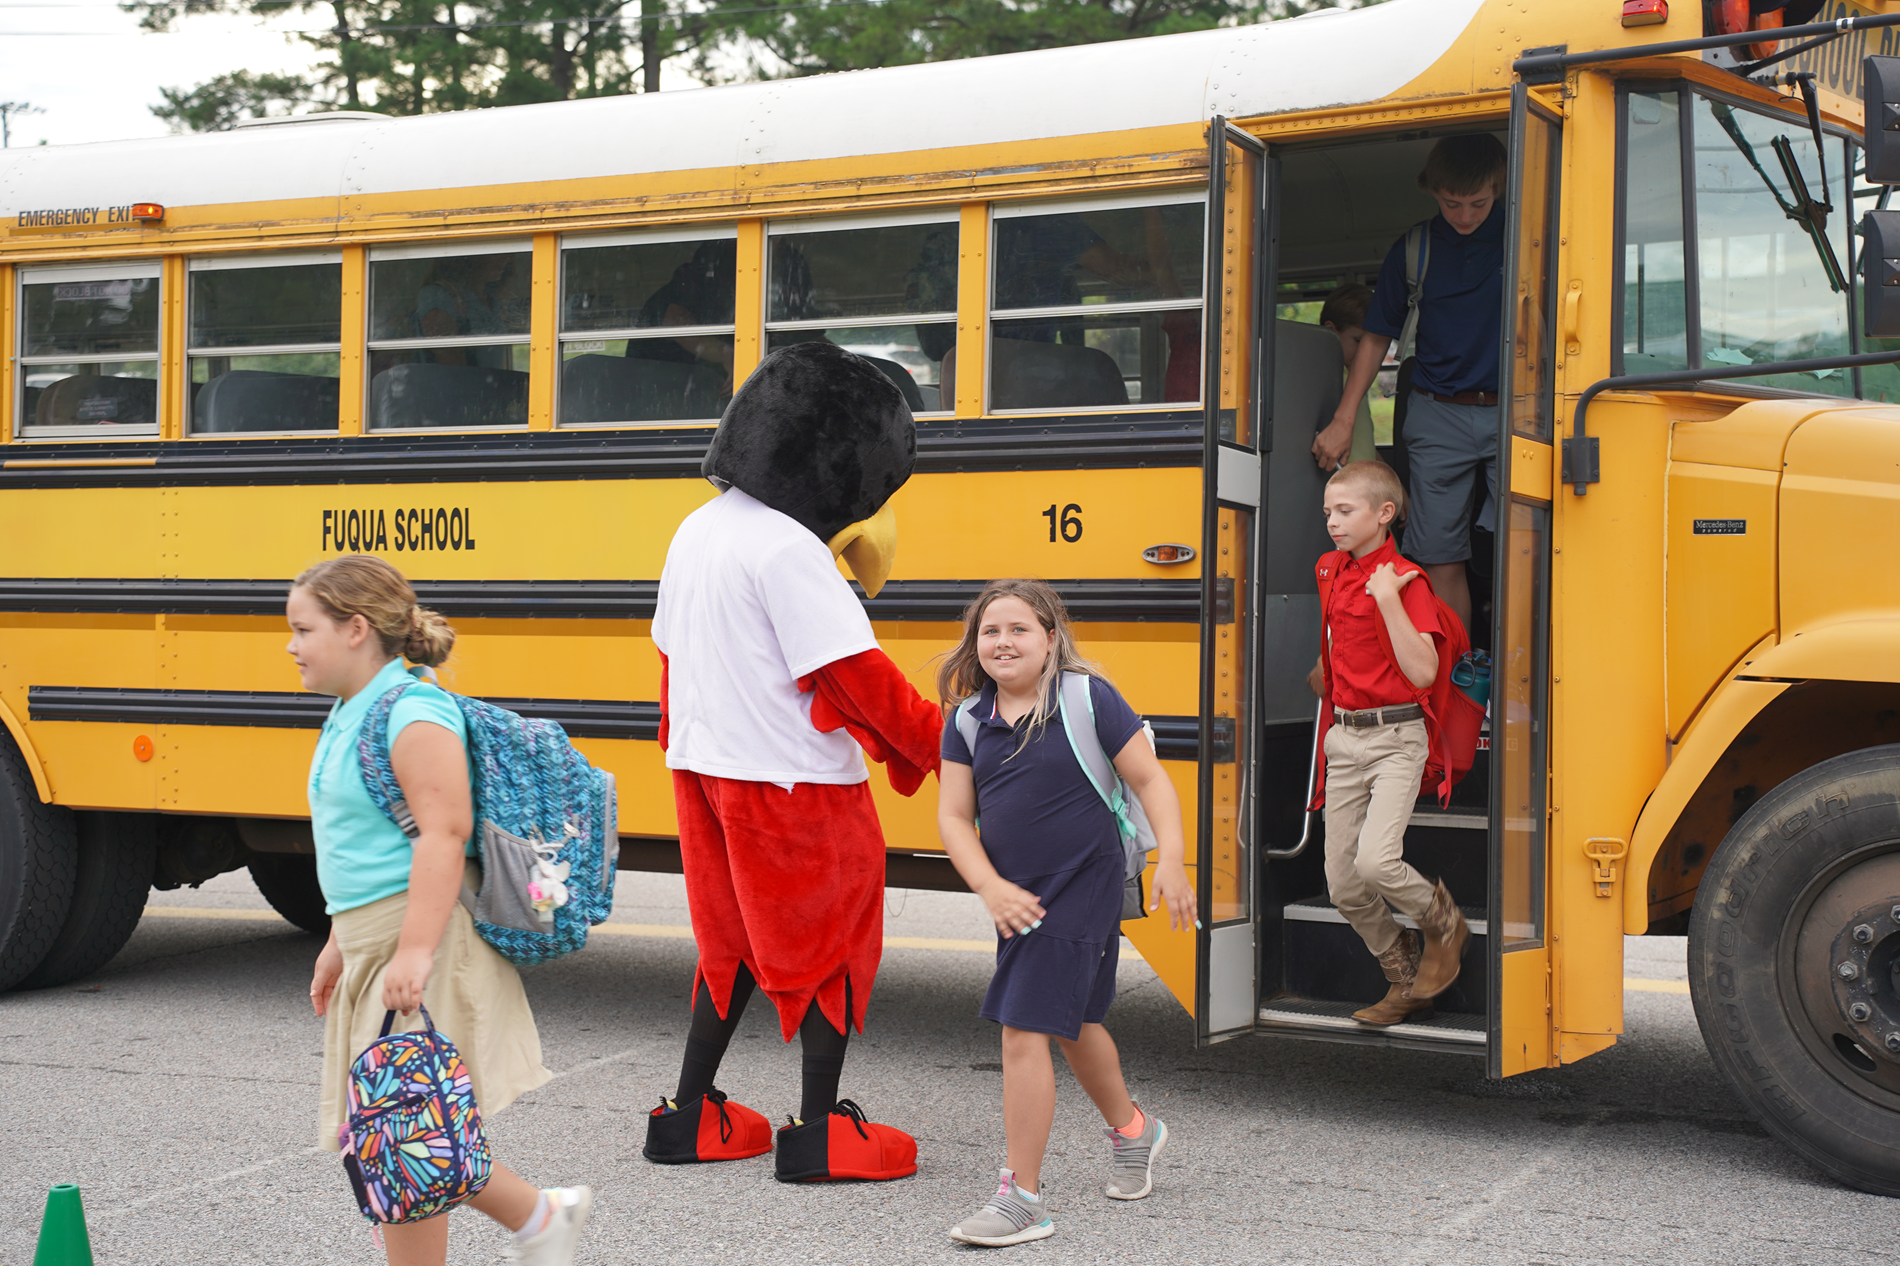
[1103,1103,1168,1200]
[948,1168,1054,1246]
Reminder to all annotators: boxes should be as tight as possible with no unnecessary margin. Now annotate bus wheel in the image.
[1689,744,1900,1196]
[15,813,156,990]
[0,736,76,991]
[248,853,330,936]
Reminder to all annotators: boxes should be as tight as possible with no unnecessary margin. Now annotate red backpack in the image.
[1308,549,1485,811]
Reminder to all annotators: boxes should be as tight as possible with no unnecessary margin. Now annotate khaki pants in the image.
[1322,718,1435,957]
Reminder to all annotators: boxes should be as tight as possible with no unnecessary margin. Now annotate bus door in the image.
[1489,84,1561,1076]
[1195,120,1269,1044]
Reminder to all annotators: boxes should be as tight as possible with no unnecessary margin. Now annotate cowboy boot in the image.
[1411,879,1470,999]
[1352,929,1434,1026]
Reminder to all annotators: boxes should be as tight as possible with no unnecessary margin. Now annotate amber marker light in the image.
[133,735,154,762]
[1142,543,1197,565]
[131,203,165,222]
[1621,0,1667,25]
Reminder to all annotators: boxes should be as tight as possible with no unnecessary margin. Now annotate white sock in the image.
[513,1190,552,1242]
[1016,1183,1041,1202]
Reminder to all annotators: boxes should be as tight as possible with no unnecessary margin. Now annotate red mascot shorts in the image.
[673,770,886,1041]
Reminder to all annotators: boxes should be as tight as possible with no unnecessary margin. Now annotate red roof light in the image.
[1622,0,1667,26]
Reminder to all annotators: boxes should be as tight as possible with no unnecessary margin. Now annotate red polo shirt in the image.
[1319,534,1442,711]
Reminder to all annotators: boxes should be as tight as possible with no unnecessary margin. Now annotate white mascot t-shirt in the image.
[654,488,880,785]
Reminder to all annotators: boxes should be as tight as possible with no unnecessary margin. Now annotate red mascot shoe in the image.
[774,1099,918,1182]
[643,1088,773,1164]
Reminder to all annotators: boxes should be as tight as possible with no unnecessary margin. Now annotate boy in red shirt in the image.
[1311,460,1469,1026]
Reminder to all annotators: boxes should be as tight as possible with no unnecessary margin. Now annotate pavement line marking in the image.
[1626,977,1691,994]
[142,907,999,952]
[92,1146,329,1220]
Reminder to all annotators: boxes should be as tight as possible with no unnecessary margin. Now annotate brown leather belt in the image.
[1333,703,1424,729]
[1426,390,1499,406]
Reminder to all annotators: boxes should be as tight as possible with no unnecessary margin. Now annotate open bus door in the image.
[1194,121,1269,1045]
[1489,84,1561,1076]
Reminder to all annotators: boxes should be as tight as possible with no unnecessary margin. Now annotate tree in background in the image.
[693,0,1363,81]
[129,0,718,126]
[130,0,1381,131]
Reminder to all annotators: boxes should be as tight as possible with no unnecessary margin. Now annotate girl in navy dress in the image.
[936,578,1196,1247]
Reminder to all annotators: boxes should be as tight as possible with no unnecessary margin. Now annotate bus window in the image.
[988,195,1203,412]
[367,244,532,430]
[559,230,736,426]
[188,255,342,434]
[1621,89,1690,375]
[1689,93,1852,393]
[16,262,161,436]
[765,215,957,413]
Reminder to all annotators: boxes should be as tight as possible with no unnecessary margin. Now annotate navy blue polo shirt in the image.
[1364,201,1505,397]
[942,675,1142,937]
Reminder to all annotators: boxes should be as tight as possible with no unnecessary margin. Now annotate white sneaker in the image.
[503,1187,593,1265]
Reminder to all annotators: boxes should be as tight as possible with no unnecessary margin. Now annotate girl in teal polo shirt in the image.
[291,555,592,1266]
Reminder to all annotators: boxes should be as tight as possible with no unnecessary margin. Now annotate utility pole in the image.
[0,102,44,148]
[642,0,661,93]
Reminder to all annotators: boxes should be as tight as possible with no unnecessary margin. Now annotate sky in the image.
[0,0,704,148]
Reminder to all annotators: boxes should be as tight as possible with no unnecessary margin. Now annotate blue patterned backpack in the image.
[358,670,619,965]
[341,1005,491,1224]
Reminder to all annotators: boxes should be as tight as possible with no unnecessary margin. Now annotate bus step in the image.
[1405,808,1488,831]
[1280,897,1489,1017]
[1256,997,1485,1050]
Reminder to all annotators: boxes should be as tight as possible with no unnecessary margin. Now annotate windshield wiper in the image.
[1710,96,1847,294]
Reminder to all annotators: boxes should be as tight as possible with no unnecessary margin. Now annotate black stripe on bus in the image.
[0,577,1202,622]
[26,685,1212,761]
[0,414,1202,489]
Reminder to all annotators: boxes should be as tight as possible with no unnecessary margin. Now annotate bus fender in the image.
[0,695,51,805]
[1624,618,1900,932]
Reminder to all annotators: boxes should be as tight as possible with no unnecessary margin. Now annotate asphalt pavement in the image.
[2,872,1895,1265]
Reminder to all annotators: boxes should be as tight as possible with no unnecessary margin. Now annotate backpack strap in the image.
[1056,672,1135,843]
[1396,218,1433,362]
[953,695,981,761]
[1361,566,1455,806]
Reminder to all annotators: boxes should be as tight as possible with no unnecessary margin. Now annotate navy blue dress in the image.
[942,676,1144,1040]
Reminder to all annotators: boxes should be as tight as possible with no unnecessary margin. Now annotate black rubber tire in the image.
[15,812,156,990]
[0,734,76,991]
[249,853,330,935]
[1689,744,1900,1196]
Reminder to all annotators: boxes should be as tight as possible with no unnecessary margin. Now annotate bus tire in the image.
[1689,744,1900,1196]
[15,813,156,990]
[0,736,76,991]
[248,853,330,936]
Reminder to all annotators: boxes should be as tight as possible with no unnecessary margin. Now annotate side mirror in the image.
[1861,210,1900,337]
[1865,56,1900,185]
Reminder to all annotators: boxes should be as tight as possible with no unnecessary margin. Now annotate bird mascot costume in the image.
[644,340,944,1182]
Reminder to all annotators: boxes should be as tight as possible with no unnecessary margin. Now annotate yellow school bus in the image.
[6,0,1900,1194]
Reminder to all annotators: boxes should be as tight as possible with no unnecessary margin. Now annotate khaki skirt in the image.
[318,860,552,1151]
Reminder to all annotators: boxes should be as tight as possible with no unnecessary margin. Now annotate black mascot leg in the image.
[797,980,852,1122]
[674,963,758,1105]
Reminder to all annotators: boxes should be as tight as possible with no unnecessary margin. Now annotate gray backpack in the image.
[954,671,1156,921]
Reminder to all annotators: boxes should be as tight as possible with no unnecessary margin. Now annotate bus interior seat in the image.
[369,362,530,429]
[33,373,158,429]
[989,336,1129,410]
[193,369,340,433]
[1259,318,1346,725]
[563,353,729,424]
[855,354,927,412]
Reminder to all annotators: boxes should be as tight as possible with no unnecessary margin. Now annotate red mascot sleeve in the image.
[799,648,943,796]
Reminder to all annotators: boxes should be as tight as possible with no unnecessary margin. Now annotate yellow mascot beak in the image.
[827,501,898,598]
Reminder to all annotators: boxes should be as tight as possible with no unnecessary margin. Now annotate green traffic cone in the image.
[32,1183,94,1266]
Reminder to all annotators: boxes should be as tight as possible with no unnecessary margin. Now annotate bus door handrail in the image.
[1265,697,1326,860]
[1564,347,1900,495]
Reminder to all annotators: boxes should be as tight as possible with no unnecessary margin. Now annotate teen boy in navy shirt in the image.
[1312,133,1508,637]
[1313,460,1470,1025]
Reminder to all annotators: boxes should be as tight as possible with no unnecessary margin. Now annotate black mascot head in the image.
[702,340,916,544]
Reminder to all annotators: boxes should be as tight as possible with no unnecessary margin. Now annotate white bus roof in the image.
[0,0,1484,215]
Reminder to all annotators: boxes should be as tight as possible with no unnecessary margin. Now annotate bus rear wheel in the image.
[248,853,330,936]
[0,735,76,991]
[1689,744,1900,1196]
[15,812,156,990]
